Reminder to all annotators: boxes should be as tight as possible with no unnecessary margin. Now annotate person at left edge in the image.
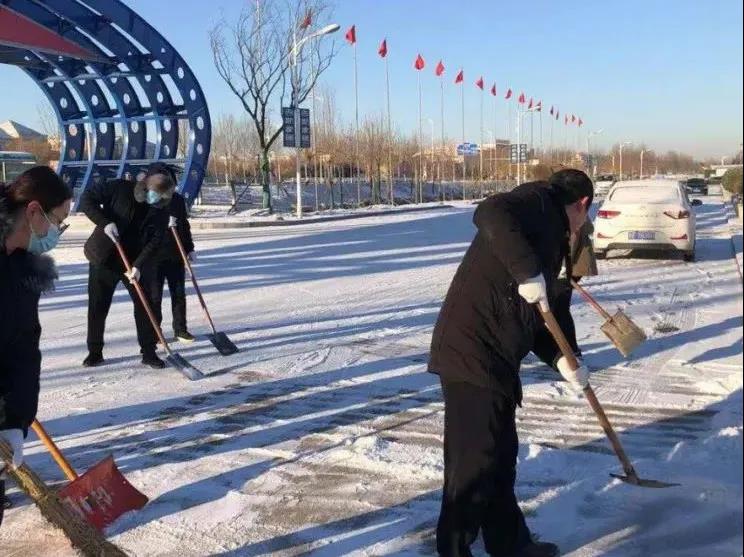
[1,167,73,526]
[79,166,173,369]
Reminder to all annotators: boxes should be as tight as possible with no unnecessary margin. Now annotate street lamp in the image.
[586,129,603,177]
[640,149,653,180]
[292,23,340,218]
[517,105,540,185]
[618,141,632,181]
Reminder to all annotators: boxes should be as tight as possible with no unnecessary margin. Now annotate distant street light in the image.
[619,141,633,181]
[640,148,653,180]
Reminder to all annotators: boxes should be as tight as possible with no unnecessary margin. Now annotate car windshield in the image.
[687,179,705,186]
[610,186,680,203]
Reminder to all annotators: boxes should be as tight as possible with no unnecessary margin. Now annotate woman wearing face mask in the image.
[0,166,72,524]
[79,163,173,369]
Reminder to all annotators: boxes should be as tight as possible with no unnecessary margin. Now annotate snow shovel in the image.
[169,222,238,356]
[571,279,646,357]
[31,420,148,531]
[539,305,679,489]
[0,439,128,555]
[113,238,204,380]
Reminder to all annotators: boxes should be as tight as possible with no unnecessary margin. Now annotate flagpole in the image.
[479,85,484,197]
[550,114,554,163]
[385,52,393,206]
[564,119,568,163]
[516,104,521,186]
[440,77,445,202]
[508,99,512,180]
[353,40,360,206]
[418,69,423,204]
[461,77,466,200]
[539,108,543,157]
[493,91,498,186]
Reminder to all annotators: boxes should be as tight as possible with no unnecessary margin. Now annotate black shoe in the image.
[175,330,195,343]
[141,352,166,369]
[508,541,560,557]
[83,352,104,367]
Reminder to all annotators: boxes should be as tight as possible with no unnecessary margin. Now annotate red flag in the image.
[518,92,526,104]
[435,60,445,77]
[378,39,387,58]
[578,117,583,127]
[345,25,356,44]
[490,83,497,96]
[528,97,534,109]
[299,10,312,29]
[571,114,576,124]
[414,53,425,70]
[455,69,464,84]
[556,109,560,120]
[476,76,484,90]
[536,100,542,112]
[564,115,568,125]
[504,88,513,100]
[550,105,554,116]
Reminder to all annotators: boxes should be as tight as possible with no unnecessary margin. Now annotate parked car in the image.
[593,180,699,261]
[594,174,616,197]
[683,178,708,195]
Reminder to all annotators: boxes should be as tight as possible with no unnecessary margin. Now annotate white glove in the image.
[125,267,141,284]
[187,251,196,262]
[518,274,549,311]
[103,222,119,242]
[556,356,590,389]
[0,429,25,469]
[168,216,178,228]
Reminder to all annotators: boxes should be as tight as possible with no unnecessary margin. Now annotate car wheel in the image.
[683,251,696,262]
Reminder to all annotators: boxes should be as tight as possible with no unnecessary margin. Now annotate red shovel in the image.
[32,420,148,531]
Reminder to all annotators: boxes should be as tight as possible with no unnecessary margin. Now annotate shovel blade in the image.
[166,352,205,380]
[601,310,647,357]
[208,332,239,356]
[610,472,680,489]
[58,456,148,531]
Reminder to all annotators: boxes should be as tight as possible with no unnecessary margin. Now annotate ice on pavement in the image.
[0,198,740,556]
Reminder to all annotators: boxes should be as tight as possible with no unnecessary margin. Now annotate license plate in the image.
[629,231,655,240]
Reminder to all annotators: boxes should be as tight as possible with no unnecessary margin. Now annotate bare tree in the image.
[359,114,387,204]
[210,0,337,212]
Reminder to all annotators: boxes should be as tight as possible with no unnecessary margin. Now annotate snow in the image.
[0,196,741,556]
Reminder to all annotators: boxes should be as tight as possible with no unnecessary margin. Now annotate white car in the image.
[594,174,616,198]
[593,180,699,261]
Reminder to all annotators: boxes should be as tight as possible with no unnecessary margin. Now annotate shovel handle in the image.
[570,279,613,322]
[539,306,638,481]
[170,226,218,335]
[112,239,173,355]
[31,420,78,481]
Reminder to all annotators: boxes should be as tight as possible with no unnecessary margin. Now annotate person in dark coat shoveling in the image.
[429,169,595,557]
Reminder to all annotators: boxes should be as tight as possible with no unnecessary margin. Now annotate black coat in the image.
[0,202,57,436]
[155,192,194,262]
[428,181,572,404]
[79,179,168,270]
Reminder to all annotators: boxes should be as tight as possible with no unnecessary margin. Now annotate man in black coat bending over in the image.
[148,164,196,343]
[80,164,174,369]
[429,169,594,557]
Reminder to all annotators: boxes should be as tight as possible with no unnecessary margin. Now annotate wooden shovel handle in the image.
[570,279,613,321]
[112,239,172,354]
[31,420,78,481]
[539,306,638,480]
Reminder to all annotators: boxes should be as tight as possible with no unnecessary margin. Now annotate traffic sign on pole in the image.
[510,143,528,163]
[282,107,312,148]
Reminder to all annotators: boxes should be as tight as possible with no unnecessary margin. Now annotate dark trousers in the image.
[150,259,188,334]
[86,263,157,355]
[437,381,531,557]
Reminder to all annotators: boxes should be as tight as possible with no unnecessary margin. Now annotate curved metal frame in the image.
[5,0,211,205]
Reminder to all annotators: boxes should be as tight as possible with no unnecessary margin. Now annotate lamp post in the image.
[517,105,540,185]
[427,118,435,200]
[618,141,632,181]
[640,149,653,180]
[586,129,603,177]
[291,23,340,218]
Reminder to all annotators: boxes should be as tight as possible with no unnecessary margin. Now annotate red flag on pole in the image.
[455,69,464,84]
[578,117,583,127]
[490,83,497,96]
[571,114,576,124]
[435,60,445,76]
[345,25,356,44]
[518,92,526,104]
[475,76,484,90]
[565,115,569,125]
[504,88,513,100]
[378,39,387,58]
[528,97,533,109]
[550,105,554,116]
[536,100,542,112]
[556,109,560,120]
[299,10,312,29]
[414,54,425,70]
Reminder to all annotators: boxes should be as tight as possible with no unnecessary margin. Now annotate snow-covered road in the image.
[1,197,741,556]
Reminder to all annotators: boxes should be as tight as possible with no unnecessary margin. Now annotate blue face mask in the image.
[146,189,162,205]
[28,212,62,255]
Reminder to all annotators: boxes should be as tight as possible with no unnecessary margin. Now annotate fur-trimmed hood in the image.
[0,196,58,295]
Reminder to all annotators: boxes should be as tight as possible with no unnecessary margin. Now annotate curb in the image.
[188,204,457,229]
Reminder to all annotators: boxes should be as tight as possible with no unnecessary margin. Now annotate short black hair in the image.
[549,168,594,207]
[145,162,178,184]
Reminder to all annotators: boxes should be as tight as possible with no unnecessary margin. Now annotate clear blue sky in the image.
[1,0,742,158]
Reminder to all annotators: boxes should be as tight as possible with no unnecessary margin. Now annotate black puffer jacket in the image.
[428,181,572,404]
[0,200,57,435]
[79,179,168,270]
[155,192,194,262]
